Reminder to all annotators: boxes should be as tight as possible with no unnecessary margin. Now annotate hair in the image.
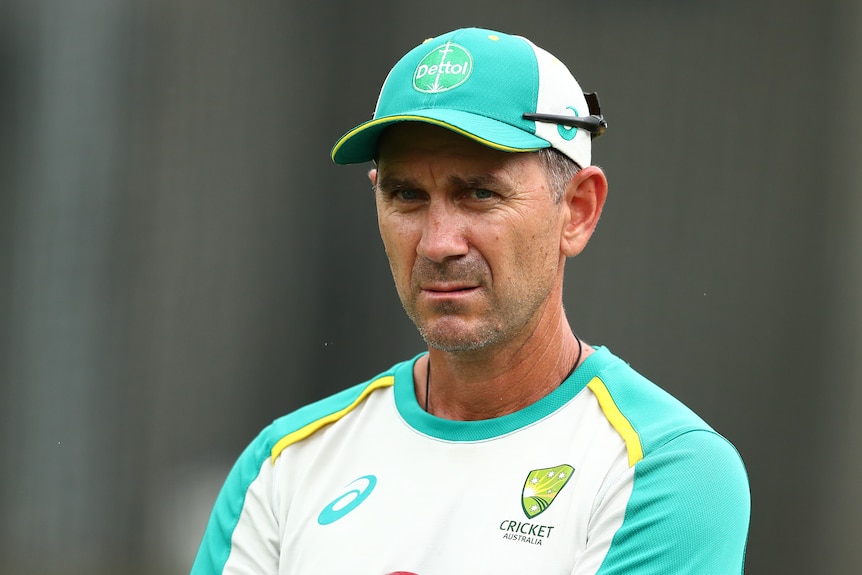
[536,147,581,203]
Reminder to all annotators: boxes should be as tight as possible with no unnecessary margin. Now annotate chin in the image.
[418,321,502,353]
[425,338,486,353]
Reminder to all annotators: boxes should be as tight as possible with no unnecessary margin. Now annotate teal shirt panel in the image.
[593,355,751,574]
[189,370,400,574]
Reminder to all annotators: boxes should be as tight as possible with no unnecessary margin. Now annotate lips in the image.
[421,282,478,293]
[419,284,481,309]
[411,256,489,297]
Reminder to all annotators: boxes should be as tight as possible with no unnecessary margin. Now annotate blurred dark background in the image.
[1,0,860,573]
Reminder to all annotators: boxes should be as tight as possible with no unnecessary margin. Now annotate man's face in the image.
[373,123,568,354]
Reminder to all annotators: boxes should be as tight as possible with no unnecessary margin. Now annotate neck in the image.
[416,308,590,420]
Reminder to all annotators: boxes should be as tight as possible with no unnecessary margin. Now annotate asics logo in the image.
[317,475,378,525]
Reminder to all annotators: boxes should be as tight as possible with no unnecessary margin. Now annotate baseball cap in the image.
[331,27,606,167]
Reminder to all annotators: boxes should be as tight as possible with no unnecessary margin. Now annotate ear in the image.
[560,166,608,258]
[368,168,378,188]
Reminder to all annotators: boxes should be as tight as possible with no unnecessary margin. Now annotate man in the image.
[192,27,750,574]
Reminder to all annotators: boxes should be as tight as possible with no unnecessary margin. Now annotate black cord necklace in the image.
[568,332,584,384]
[424,334,583,413]
[425,359,431,412]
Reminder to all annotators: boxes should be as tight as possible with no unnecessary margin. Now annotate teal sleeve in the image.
[189,377,396,574]
[190,429,277,575]
[596,430,750,574]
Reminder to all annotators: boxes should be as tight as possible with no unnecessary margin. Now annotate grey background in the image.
[1,0,860,573]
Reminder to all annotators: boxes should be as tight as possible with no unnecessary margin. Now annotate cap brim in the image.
[331,109,550,165]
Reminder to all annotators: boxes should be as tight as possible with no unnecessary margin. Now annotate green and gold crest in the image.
[521,464,574,519]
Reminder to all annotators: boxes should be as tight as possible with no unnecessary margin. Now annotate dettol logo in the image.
[413,41,472,93]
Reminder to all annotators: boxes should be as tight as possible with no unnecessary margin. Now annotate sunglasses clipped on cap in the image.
[523,92,608,139]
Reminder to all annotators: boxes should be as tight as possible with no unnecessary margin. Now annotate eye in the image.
[380,187,422,202]
[397,189,422,201]
[471,189,496,200]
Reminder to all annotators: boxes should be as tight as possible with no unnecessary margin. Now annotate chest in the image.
[274,394,628,575]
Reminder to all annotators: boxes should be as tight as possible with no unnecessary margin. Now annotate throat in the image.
[422,334,582,419]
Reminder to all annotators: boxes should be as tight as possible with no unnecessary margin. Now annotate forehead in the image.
[376,123,541,178]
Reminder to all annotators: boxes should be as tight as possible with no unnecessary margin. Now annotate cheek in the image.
[509,215,562,274]
[378,219,417,282]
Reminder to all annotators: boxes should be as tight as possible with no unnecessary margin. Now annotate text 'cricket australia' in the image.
[499,519,555,546]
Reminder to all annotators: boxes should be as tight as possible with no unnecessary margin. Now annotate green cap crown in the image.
[331,28,594,167]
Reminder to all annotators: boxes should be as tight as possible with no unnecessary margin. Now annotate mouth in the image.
[422,282,479,293]
[420,283,481,301]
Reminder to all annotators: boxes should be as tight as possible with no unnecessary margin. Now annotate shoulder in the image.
[190,359,413,573]
[258,359,409,463]
[226,357,411,477]
[585,347,748,494]
[585,349,750,572]
[587,347,731,459]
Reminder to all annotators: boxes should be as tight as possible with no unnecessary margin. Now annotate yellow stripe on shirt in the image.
[587,377,644,467]
[270,375,395,462]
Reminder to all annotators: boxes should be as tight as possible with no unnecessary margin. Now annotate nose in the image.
[416,200,469,263]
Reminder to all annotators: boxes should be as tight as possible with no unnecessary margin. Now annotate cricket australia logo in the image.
[499,464,574,546]
[413,41,472,93]
[522,464,574,518]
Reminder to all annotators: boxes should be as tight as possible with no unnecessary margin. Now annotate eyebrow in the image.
[376,173,513,195]
[374,175,414,195]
